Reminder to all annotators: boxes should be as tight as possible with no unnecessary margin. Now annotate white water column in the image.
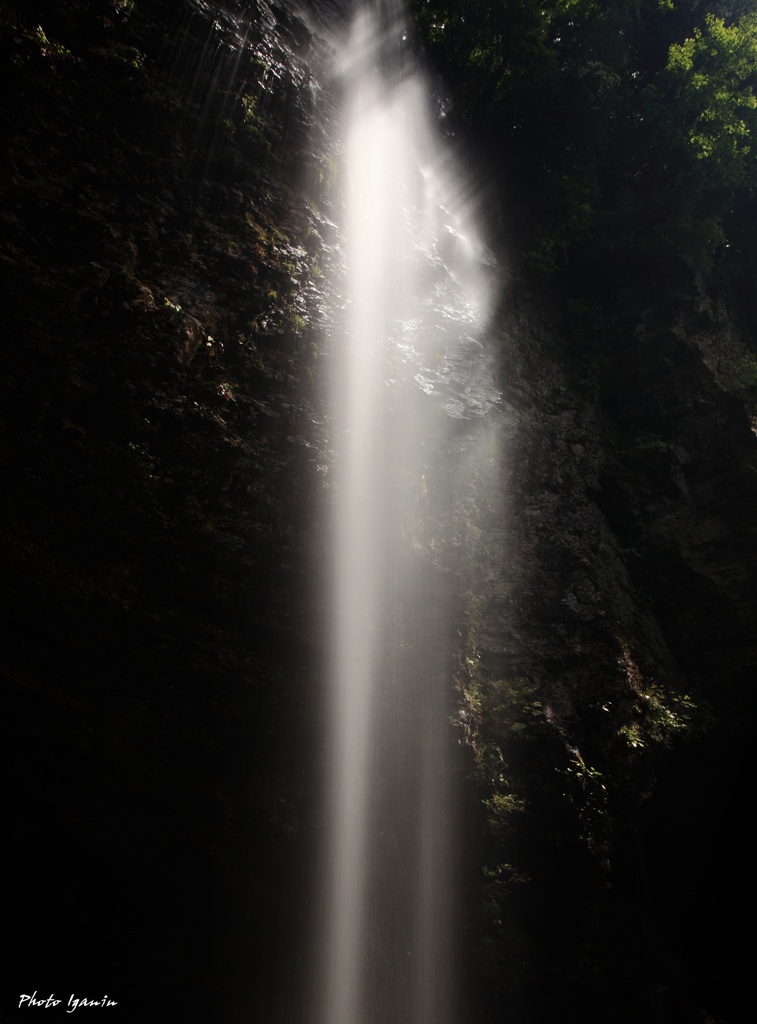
[316,3,496,1022]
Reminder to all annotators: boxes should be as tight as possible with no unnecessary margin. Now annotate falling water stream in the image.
[317,2,498,1022]
[153,1,499,1018]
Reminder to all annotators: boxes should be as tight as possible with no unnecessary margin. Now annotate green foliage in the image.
[411,0,757,293]
[238,92,274,162]
[314,153,338,198]
[632,432,670,454]
[666,11,757,185]
[34,24,76,63]
[480,861,534,995]
[459,673,546,997]
[723,352,757,391]
[618,684,699,749]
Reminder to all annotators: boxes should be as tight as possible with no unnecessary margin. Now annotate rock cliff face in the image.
[2,1,337,1019]
[463,280,756,1022]
[2,2,754,1023]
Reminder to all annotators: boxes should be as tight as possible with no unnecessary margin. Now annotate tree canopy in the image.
[410,0,757,294]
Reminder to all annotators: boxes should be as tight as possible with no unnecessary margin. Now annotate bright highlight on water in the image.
[316,3,498,1022]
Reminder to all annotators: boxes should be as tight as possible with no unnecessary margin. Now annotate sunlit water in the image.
[150,1,497,1019]
[316,3,499,1023]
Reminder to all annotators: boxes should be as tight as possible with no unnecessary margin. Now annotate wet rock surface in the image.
[460,281,756,1021]
[2,1,337,1019]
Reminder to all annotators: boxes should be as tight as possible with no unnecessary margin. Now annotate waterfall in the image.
[315,2,499,1022]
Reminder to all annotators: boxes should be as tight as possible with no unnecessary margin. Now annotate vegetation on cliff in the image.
[2,1,333,1019]
[409,2,756,1021]
[411,0,757,287]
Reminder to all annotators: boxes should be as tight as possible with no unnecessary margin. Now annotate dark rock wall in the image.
[461,279,756,1021]
[2,1,338,1020]
[2,1,755,1023]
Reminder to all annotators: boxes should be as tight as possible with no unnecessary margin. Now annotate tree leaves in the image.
[667,11,757,185]
[411,0,757,282]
